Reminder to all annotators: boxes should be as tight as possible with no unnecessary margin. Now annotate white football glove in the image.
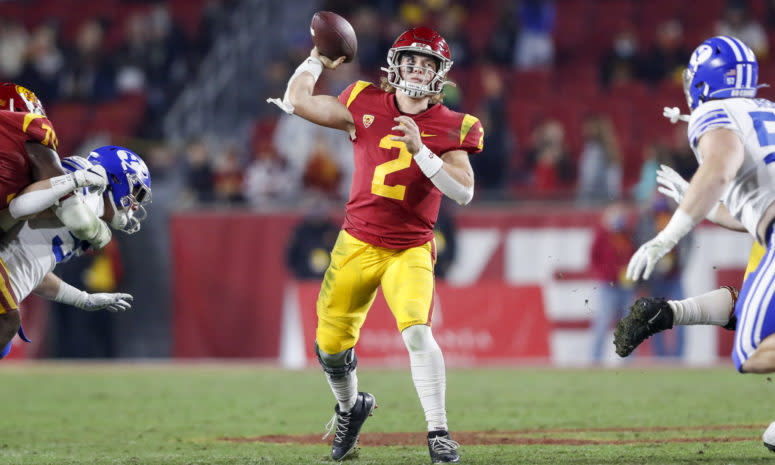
[663,106,690,124]
[626,234,677,281]
[656,164,688,204]
[656,164,721,222]
[79,292,133,312]
[627,209,695,281]
[72,165,108,194]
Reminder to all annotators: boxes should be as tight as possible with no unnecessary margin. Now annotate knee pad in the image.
[315,342,357,379]
[401,324,439,353]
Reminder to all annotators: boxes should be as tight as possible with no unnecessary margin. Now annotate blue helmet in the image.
[87,145,151,234]
[683,36,758,110]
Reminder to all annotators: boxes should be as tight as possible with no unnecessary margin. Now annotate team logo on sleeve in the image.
[363,114,374,128]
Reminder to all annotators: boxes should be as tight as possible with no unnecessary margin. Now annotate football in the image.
[310,11,357,63]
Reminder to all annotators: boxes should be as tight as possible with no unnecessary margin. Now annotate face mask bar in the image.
[382,49,453,97]
[110,173,151,235]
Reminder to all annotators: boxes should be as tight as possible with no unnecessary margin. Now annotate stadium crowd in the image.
[3,0,775,212]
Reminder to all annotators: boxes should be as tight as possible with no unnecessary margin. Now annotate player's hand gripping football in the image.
[80,292,133,312]
[311,47,346,69]
[391,116,422,154]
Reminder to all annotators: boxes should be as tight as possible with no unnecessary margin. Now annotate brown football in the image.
[310,11,357,63]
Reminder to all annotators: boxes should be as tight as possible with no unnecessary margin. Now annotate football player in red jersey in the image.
[269,27,483,463]
[0,82,109,240]
[0,82,111,358]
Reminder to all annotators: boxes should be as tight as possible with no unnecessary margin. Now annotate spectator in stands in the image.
[717,0,768,58]
[301,136,343,200]
[0,19,28,81]
[486,2,519,66]
[633,196,689,358]
[641,19,688,86]
[350,6,382,69]
[470,65,514,199]
[272,70,354,201]
[285,202,341,279]
[668,123,698,181]
[437,6,472,68]
[526,118,574,193]
[589,201,636,362]
[433,200,458,280]
[576,114,622,204]
[213,144,246,204]
[198,0,234,57]
[182,138,215,204]
[115,13,151,95]
[60,19,115,101]
[244,143,297,207]
[515,0,555,69]
[600,28,642,89]
[18,23,63,104]
[632,142,672,203]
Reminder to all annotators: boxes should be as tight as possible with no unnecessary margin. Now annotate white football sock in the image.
[402,325,448,432]
[326,369,358,412]
[670,287,736,326]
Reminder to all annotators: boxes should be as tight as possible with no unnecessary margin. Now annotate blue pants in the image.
[733,229,775,372]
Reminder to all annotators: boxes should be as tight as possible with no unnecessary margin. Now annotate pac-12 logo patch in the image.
[363,114,374,128]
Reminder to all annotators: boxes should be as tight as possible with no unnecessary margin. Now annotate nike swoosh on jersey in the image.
[421,132,436,137]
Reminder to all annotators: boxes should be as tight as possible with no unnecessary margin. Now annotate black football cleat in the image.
[324,392,376,461]
[427,430,460,463]
[614,297,674,357]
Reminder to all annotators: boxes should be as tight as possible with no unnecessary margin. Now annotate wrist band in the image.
[413,145,444,178]
[55,281,87,308]
[293,56,323,83]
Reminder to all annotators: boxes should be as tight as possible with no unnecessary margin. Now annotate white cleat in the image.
[762,421,775,452]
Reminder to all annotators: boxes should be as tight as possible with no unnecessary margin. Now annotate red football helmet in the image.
[0,82,46,116]
[382,27,453,98]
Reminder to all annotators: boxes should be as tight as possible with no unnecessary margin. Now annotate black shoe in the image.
[325,392,376,461]
[427,430,460,463]
[614,297,674,357]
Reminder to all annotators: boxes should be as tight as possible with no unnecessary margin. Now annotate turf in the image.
[2,362,774,464]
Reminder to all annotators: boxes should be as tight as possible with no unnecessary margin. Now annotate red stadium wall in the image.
[171,208,752,364]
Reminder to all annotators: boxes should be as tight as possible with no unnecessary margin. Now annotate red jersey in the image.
[0,110,60,208]
[338,81,483,249]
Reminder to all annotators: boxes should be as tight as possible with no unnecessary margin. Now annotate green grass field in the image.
[2,362,775,464]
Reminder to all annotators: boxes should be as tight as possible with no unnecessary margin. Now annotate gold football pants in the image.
[315,230,435,354]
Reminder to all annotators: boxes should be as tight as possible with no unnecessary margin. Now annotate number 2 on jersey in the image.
[372,134,412,200]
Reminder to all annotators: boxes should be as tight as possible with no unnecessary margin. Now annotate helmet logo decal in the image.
[689,44,713,71]
[117,150,146,176]
[363,114,374,128]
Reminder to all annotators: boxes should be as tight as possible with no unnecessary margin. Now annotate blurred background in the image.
[3,0,770,366]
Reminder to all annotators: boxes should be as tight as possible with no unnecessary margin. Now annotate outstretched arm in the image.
[656,163,746,232]
[268,48,355,135]
[628,128,744,280]
[33,272,133,312]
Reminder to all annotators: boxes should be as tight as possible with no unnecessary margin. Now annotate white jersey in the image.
[0,157,104,302]
[688,97,775,243]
